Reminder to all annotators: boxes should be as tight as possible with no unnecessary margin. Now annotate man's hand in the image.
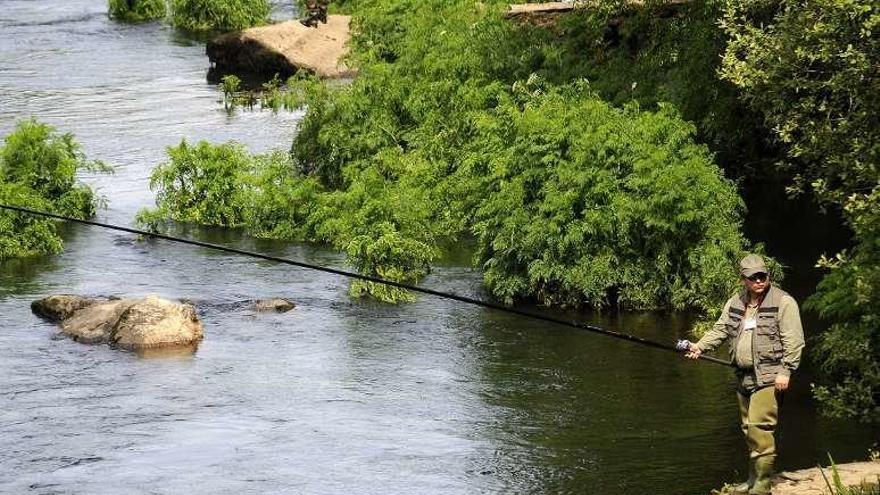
[775,374,790,392]
[685,344,702,360]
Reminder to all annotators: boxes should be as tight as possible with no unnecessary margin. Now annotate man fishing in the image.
[684,254,805,495]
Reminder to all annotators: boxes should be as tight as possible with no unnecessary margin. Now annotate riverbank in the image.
[206,17,354,82]
[713,460,880,495]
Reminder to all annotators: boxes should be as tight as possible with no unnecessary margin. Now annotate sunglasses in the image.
[746,273,768,283]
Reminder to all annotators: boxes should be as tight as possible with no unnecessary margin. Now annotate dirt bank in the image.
[714,460,880,494]
[774,461,879,495]
[207,17,355,83]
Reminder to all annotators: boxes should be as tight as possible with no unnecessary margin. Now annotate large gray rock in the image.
[32,295,203,351]
[206,18,355,83]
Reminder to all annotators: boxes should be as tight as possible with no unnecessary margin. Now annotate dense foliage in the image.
[719,0,879,204]
[545,0,775,179]
[806,190,880,421]
[108,0,167,22]
[466,91,748,310]
[0,120,108,259]
[287,0,752,309]
[143,0,753,310]
[718,0,880,422]
[135,0,879,421]
[170,0,270,31]
[805,189,880,422]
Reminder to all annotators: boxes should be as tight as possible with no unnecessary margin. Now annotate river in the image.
[0,1,876,494]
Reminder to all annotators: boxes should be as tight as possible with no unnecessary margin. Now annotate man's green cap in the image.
[740,254,768,277]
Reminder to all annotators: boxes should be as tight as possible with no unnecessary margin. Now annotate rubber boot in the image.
[749,455,775,495]
[732,459,756,494]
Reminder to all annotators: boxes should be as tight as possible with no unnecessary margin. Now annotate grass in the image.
[820,456,880,495]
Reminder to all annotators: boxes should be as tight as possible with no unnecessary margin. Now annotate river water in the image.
[0,1,876,494]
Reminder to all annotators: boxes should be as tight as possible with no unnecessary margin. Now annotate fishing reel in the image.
[675,339,694,352]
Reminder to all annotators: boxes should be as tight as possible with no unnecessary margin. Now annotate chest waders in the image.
[723,286,788,495]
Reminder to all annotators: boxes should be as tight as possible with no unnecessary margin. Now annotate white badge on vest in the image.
[744,318,757,330]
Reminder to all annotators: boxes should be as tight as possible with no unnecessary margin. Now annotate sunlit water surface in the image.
[0,2,876,494]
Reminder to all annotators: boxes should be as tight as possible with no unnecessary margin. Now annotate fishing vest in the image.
[721,285,787,386]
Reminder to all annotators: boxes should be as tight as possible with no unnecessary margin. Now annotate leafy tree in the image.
[806,188,880,422]
[719,0,879,203]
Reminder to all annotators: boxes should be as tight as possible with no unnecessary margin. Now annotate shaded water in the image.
[0,2,876,494]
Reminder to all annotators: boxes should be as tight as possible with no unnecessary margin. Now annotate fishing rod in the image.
[0,203,732,368]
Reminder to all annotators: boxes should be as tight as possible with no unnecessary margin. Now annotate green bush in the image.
[108,0,167,22]
[170,0,269,31]
[469,88,747,309]
[0,120,108,259]
[137,139,252,229]
[0,183,62,259]
[806,188,880,423]
[138,141,437,303]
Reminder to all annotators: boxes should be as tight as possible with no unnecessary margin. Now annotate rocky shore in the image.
[714,460,880,495]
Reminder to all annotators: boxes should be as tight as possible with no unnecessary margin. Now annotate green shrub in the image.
[108,0,167,22]
[469,89,747,309]
[0,120,109,259]
[137,139,252,229]
[138,141,438,303]
[0,183,62,259]
[806,189,880,423]
[170,0,269,31]
[3,120,79,201]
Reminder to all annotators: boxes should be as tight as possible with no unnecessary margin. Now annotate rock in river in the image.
[206,17,355,82]
[31,294,98,322]
[32,295,203,351]
[253,298,296,313]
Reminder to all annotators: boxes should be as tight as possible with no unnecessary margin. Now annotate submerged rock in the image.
[253,298,296,313]
[31,295,98,322]
[206,17,355,83]
[32,295,203,351]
